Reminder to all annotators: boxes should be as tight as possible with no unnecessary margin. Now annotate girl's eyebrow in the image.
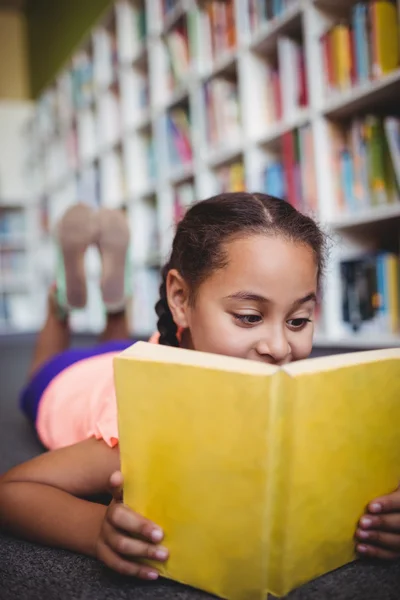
[225,291,317,305]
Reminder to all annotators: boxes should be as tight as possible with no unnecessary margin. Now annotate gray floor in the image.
[1,334,399,599]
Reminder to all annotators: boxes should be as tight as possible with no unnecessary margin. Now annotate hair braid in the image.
[155,264,179,347]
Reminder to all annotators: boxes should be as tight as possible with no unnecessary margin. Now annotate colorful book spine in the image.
[333,115,400,212]
[321,2,399,95]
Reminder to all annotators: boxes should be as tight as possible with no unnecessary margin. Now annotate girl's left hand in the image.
[355,484,400,559]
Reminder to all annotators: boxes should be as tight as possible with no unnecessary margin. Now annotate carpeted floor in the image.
[1,334,399,599]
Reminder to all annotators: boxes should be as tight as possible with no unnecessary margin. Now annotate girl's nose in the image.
[255,329,290,364]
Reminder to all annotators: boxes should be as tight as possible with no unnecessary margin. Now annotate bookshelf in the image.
[15,0,400,348]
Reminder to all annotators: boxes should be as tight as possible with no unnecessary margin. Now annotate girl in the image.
[0,192,399,583]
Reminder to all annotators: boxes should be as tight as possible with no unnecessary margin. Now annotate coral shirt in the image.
[36,333,160,450]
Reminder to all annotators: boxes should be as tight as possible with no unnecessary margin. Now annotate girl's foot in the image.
[57,204,99,308]
[97,208,130,312]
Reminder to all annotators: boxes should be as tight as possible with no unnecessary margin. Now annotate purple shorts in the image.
[20,339,134,424]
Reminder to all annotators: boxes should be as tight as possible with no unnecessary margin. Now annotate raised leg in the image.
[28,289,71,379]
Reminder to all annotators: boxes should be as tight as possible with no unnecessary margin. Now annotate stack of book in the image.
[215,161,246,193]
[167,106,193,168]
[205,77,241,148]
[331,116,400,212]
[320,0,399,93]
[174,181,196,223]
[248,0,298,31]
[206,0,236,58]
[262,124,317,214]
[341,253,399,335]
[165,19,190,88]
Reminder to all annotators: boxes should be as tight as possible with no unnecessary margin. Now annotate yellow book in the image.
[332,25,352,90]
[371,1,399,78]
[114,343,400,600]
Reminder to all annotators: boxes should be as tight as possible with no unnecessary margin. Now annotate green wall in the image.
[27,0,112,98]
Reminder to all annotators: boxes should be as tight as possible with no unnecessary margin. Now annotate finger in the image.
[356,542,400,560]
[359,513,400,534]
[367,484,400,515]
[108,503,164,543]
[103,521,168,562]
[356,528,400,552]
[97,539,159,579]
[109,471,124,503]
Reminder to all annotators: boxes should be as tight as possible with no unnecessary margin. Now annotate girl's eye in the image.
[287,318,312,330]
[233,314,262,326]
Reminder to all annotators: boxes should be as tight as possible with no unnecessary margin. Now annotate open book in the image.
[114,343,400,600]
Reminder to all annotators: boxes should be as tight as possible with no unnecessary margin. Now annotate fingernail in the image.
[146,570,159,580]
[357,544,368,553]
[154,547,168,560]
[360,516,372,527]
[357,530,369,539]
[151,529,163,542]
[370,503,382,513]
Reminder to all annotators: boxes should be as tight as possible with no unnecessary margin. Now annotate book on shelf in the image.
[0,208,26,242]
[277,36,308,119]
[167,106,193,168]
[165,19,191,87]
[215,161,245,193]
[131,268,160,336]
[264,62,282,124]
[130,197,160,264]
[341,252,400,335]
[263,125,317,214]
[174,180,196,223]
[205,77,241,148]
[115,341,400,600]
[161,0,180,19]
[249,0,298,30]
[77,161,101,207]
[116,0,147,64]
[331,115,400,213]
[320,1,399,94]
[71,49,95,111]
[98,82,122,150]
[206,0,236,59]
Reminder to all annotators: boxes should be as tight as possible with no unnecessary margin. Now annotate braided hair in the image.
[155,192,326,346]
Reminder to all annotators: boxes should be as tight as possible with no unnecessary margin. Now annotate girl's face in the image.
[168,234,318,365]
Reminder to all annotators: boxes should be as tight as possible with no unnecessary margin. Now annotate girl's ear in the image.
[166,269,190,329]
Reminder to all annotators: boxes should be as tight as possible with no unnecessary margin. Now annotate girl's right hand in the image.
[96,471,169,580]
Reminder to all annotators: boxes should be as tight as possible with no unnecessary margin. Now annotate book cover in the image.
[115,343,400,600]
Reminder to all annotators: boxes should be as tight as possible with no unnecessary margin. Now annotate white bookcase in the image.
[19,0,400,347]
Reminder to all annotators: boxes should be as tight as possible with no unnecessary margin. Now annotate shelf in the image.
[249,3,303,55]
[206,141,243,169]
[165,84,190,110]
[204,48,238,81]
[314,333,400,349]
[328,203,400,229]
[169,162,194,185]
[137,182,157,199]
[254,109,311,146]
[134,109,152,132]
[322,69,400,120]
